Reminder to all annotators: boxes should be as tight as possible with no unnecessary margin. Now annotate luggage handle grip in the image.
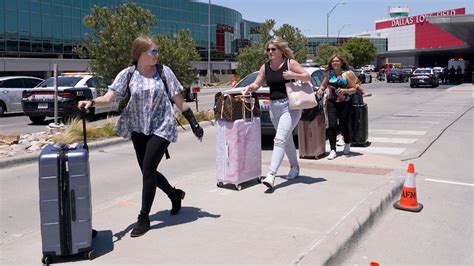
[80,108,89,150]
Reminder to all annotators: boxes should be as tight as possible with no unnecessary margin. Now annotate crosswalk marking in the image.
[370,129,426,135]
[369,137,417,144]
[385,119,440,124]
[395,113,450,117]
[350,146,405,155]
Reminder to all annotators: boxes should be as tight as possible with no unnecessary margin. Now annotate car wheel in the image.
[369,76,372,83]
[0,102,5,116]
[410,84,414,88]
[29,116,46,124]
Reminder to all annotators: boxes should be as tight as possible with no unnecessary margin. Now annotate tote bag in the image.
[285,59,318,110]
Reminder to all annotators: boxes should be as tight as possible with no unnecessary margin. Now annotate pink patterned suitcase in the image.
[216,117,262,190]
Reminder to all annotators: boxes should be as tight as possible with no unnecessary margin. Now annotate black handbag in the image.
[300,94,323,121]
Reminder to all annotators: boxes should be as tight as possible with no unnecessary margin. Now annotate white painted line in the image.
[385,119,440,124]
[370,129,426,135]
[351,146,405,155]
[425,178,474,187]
[396,113,450,117]
[370,137,417,144]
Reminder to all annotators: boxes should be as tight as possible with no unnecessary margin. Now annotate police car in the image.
[22,73,119,124]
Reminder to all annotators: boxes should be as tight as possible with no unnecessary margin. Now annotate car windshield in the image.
[311,70,324,87]
[36,77,83,88]
[389,69,401,73]
[234,72,267,88]
[414,70,431,74]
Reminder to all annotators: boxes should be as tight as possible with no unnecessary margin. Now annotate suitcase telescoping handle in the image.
[80,108,88,151]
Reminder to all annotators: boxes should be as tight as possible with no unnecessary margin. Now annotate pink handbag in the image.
[285,59,318,110]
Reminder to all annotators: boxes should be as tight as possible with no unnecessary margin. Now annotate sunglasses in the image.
[147,49,160,56]
[266,48,277,52]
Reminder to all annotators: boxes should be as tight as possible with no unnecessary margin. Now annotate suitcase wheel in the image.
[42,255,52,265]
[234,184,242,191]
[85,249,96,260]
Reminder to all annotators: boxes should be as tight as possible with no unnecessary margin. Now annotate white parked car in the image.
[22,74,119,124]
[220,67,323,136]
[362,65,375,72]
[0,76,44,116]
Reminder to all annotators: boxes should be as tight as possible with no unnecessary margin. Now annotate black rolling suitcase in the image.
[38,111,96,265]
[351,90,369,147]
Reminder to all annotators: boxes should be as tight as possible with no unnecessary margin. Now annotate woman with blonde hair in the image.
[78,35,203,237]
[241,36,310,189]
[317,54,357,160]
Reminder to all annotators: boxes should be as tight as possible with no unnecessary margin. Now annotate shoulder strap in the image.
[125,65,136,95]
[156,64,171,101]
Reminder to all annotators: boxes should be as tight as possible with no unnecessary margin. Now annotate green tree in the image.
[341,38,377,67]
[75,3,156,88]
[156,30,200,89]
[236,20,275,79]
[236,20,310,79]
[314,44,340,65]
[314,44,353,66]
[273,24,310,63]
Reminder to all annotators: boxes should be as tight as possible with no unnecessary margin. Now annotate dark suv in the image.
[410,68,439,88]
[386,69,408,83]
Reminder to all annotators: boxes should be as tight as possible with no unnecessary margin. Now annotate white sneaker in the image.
[286,166,300,180]
[343,143,351,155]
[337,137,345,146]
[327,150,337,160]
[262,172,276,188]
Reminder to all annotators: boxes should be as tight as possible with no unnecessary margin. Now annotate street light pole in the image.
[208,0,211,84]
[326,2,347,39]
[337,23,351,38]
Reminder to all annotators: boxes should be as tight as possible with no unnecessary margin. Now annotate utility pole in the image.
[208,0,211,84]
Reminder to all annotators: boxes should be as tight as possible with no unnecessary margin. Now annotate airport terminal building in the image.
[0,0,261,76]
[361,7,473,69]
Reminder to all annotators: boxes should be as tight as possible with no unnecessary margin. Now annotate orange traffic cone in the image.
[394,163,423,212]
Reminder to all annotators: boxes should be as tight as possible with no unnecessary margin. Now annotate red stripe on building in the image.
[375,7,465,30]
[415,21,465,49]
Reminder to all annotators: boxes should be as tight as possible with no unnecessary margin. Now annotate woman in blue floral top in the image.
[317,54,358,160]
[78,35,203,238]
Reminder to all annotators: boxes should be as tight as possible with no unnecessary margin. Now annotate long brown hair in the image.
[265,36,294,60]
[130,35,156,65]
[327,54,349,71]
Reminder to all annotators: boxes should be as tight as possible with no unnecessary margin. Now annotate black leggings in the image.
[327,100,353,151]
[131,132,174,216]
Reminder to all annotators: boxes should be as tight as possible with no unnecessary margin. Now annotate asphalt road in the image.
[1,81,471,264]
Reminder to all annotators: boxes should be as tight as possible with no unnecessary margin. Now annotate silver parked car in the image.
[221,67,323,136]
[0,76,44,116]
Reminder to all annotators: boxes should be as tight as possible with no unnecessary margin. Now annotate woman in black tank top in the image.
[241,37,310,189]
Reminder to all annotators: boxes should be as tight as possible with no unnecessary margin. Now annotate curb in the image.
[0,137,129,169]
[0,120,216,170]
[295,170,404,265]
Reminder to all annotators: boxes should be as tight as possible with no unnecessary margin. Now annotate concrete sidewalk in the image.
[1,83,471,265]
[1,128,405,265]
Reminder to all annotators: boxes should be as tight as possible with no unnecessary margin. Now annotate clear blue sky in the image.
[200,0,472,36]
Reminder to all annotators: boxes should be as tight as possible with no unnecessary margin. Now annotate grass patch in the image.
[53,110,214,144]
[52,117,118,144]
[176,109,215,126]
